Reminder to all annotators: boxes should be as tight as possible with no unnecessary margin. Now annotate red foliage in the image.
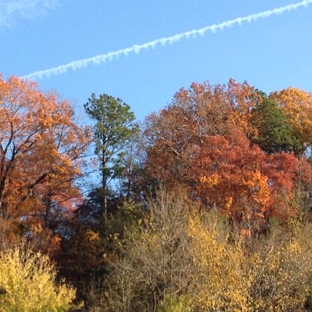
[144,79,312,226]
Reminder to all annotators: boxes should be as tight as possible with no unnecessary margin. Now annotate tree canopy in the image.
[2,75,312,311]
[84,93,139,222]
[0,75,90,239]
[250,93,299,154]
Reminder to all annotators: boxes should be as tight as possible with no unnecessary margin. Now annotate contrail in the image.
[21,0,312,80]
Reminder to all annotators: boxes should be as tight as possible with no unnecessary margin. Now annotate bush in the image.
[0,246,81,312]
[102,189,312,311]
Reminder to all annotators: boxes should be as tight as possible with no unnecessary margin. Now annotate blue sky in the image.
[2,0,312,122]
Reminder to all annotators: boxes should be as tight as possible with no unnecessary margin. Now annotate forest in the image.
[1,74,312,311]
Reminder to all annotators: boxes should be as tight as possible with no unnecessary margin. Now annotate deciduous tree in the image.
[143,80,312,228]
[0,75,90,244]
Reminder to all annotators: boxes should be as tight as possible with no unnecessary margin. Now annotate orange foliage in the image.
[0,75,91,239]
[192,130,309,223]
[144,80,312,226]
[226,78,261,139]
[270,87,312,152]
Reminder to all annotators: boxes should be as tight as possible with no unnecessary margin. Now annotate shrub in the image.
[0,246,81,312]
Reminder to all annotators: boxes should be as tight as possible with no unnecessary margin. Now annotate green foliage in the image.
[251,93,299,153]
[84,93,139,186]
[3,76,312,311]
[84,93,139,222]
[0,246,80,312]
[270,87,312,155]
[157,295,187,312]
[105,199,143,242]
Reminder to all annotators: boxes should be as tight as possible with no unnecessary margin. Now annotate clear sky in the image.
[2,0,312,122]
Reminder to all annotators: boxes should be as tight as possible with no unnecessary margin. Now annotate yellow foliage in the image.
[271,87,312,146]
[185,211,312,311]
[242,170,271,208]
[224,196,233,210]
[200,173,220,187]
[86,229,100,242]
[246,229,312,311]
[0,247,81,312]
[103,190,312,311]
[187,212,250,311]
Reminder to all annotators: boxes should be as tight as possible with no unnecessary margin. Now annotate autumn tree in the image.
[143,81,230,188]
[84,94,139,223]
[0,75,90,247]
[103,188,197,312]
[192,131,271,227]
[187,210,312,311]
[102,188,312,311]
[143,80,312,229]
[192,130,307,228]
[143,79,262,187]
[226,78,260,138]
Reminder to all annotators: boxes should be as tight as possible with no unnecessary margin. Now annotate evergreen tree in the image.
[84,94,139,223]
[251,93,299,154]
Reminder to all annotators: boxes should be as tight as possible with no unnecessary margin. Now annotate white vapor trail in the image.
[21,0,312,80]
